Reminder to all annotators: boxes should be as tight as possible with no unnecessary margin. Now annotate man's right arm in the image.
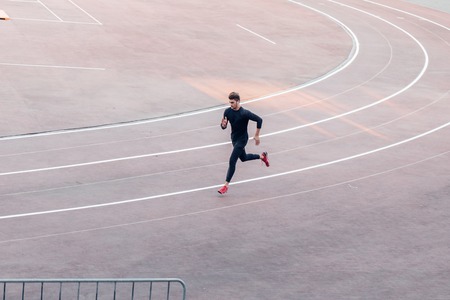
[221,113,228,129]
[221,117,228,129]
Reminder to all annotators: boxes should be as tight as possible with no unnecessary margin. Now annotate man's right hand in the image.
[221,117,228,129]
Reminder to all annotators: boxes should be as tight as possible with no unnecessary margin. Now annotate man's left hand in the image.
[254,135,260,146]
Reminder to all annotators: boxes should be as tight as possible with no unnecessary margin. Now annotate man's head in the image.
[229,92,240,101]
[228,92,241,110]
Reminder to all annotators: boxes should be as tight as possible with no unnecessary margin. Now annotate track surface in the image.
[1,0,449,299]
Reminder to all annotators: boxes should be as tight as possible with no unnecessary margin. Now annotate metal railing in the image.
[0,278,186,300]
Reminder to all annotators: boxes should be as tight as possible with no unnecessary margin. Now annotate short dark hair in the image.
[228,92,240,101]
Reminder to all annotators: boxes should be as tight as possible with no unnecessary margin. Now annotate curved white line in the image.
[1,90,446,198]
[0,2,428,176]
[1,150,448,244]
[275,90,449,155]
[0,141,230,176]
[0,3,359,140]
[0,62,105,70]
[253,0,433,140]
[0,121,448,220]
[11,18,102,25]
[0,161,225,197]
[0,17,392,159]
[363,0,450,31]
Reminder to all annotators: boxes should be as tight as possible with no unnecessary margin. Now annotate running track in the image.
[1,0,449,299]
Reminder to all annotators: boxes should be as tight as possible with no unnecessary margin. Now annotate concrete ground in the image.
[0,0,449,299]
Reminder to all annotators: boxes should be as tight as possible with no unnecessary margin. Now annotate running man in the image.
[218,92,270,194]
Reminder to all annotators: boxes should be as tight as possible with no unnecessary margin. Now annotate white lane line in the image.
[11,18,102,25]
[0,62,105,70]
[0,125,221,158]
[67,0,102,25]
[236,24,276,44]
[0,3,359,140]
[0,122,448,220]
[0,141,230,176]
[14,0,102,24]
[363,0,450,31]
[267,24,394,117]
[275,90,450,155]
[1,150,448,244]
[0,161,226,197]
[37,0,63,21]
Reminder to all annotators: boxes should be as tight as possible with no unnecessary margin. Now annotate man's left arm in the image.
[247,111,263,145]
[254,128,261,145]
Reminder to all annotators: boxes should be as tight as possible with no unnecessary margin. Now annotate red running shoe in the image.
[218,185,228,194]
[261,152,270,167]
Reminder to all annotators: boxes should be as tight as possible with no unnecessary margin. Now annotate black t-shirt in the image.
[222,107,263,142]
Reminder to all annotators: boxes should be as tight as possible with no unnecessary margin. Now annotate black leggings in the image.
[226,141,260,182]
